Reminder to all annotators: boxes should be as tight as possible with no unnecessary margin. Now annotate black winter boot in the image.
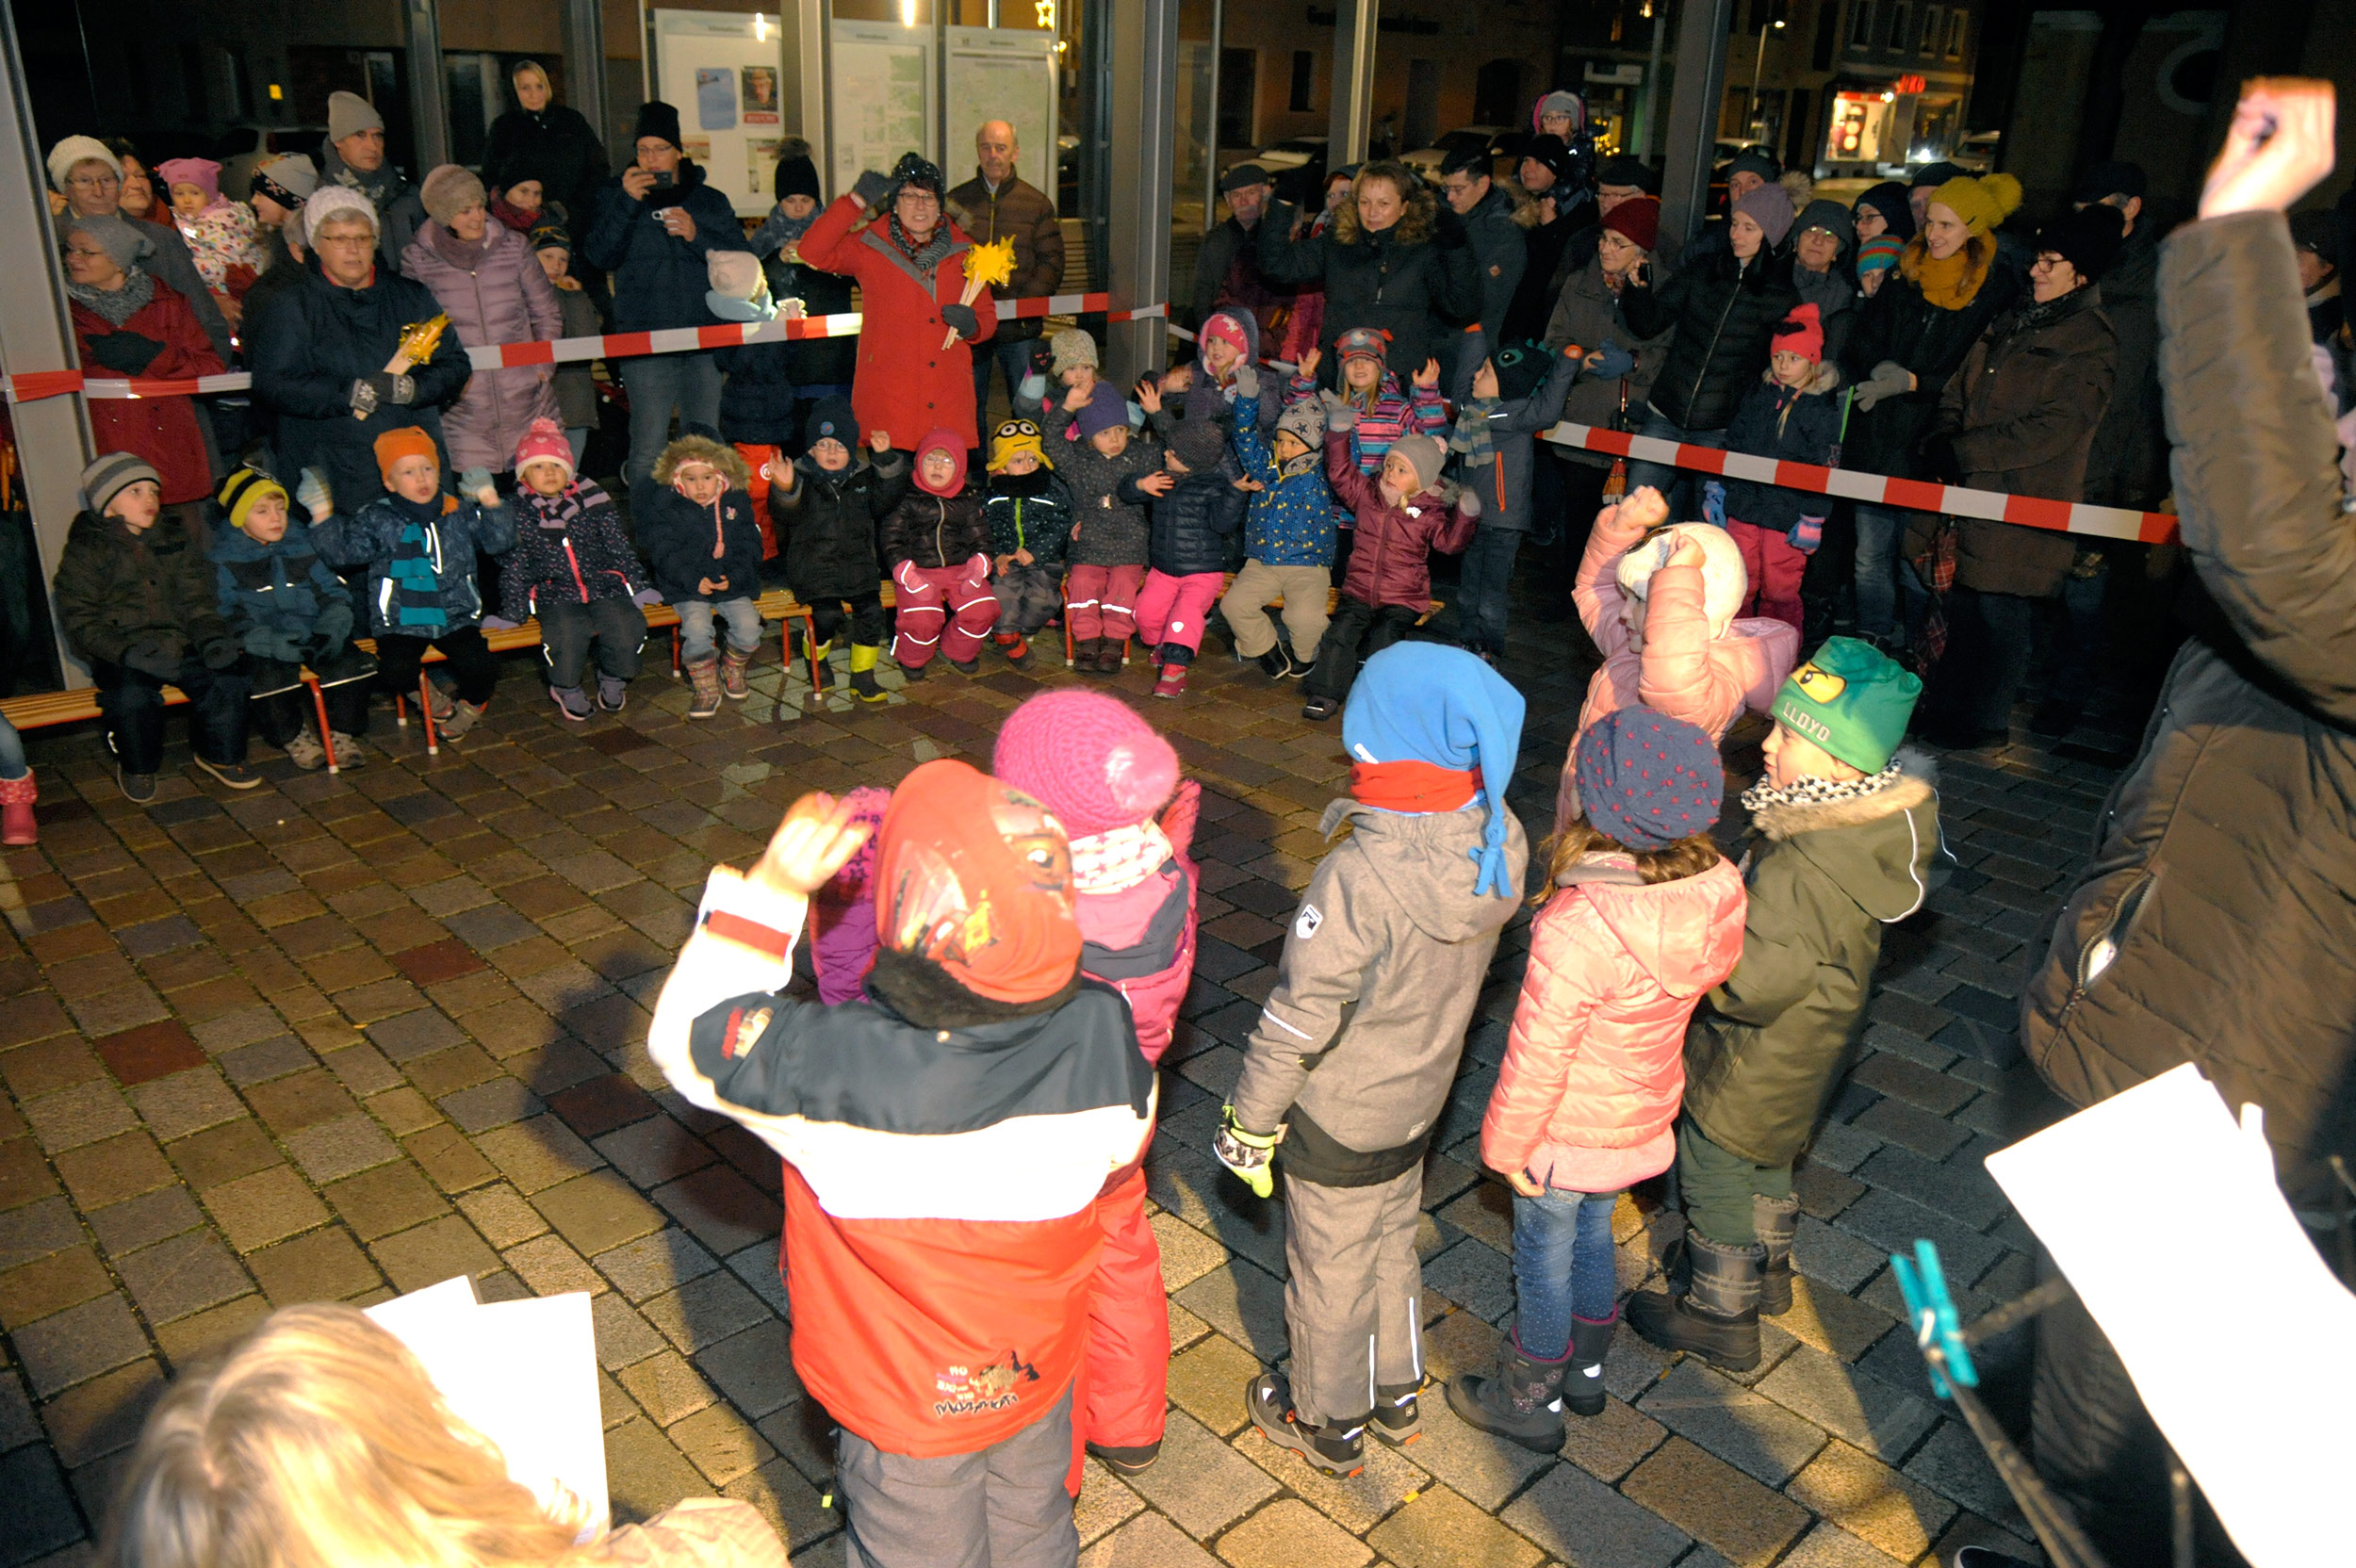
[1563,1313,1616,1417]
[1369,1379,1422,1447]
[1244,1372,1365,1478]
[1444,1331,1569,1453]
[1755,1193,1800,1317]
[1626,1232,1765,1371]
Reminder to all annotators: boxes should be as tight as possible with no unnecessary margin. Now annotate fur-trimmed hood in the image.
[1331,165,1439,247]
[1750,747,1945,925]
[1751,748,1937,840]
[652,434,750,489]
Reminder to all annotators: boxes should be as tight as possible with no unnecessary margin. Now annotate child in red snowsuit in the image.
[995,690,1201,1477]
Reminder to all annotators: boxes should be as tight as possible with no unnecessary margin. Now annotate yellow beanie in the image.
[1927,172,2022,237]
[989,418,1052,473]
[216,466,288,531]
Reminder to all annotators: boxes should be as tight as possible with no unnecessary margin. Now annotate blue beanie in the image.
[1575,706,1723,850]
[1342,643,1527,898]
[1075,384,1131,440]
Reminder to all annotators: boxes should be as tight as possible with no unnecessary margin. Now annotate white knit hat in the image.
[46,135,121,193]
[1615,522,1749,638]
[304,185,382,247]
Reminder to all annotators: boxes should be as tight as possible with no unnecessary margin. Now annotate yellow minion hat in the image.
[216,466,288,531]
[989,418,1052,473]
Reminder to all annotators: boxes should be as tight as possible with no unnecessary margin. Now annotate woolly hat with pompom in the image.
[512,418,573,485]
[1615,521,1749,639]
[1927,172,2022,237]
[992,690,1181,838]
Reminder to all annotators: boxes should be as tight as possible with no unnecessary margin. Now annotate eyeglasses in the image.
[67,173,117,190]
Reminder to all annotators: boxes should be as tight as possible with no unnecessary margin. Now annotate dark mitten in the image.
[268,630,308,663]
[941,302,980,341]
[851,170,891,209]
[86,332,167,375]
[311,600,354,649]
[202,638,242,671]
[122,638,184,679]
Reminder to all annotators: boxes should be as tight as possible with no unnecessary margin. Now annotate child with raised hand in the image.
[1027,381,1160,675]
[877,430,995,679]
[1126,380,1249,699]
[806,784,892,1004]
[1222,366,1335,680]
[211,466,373,771]
[1294,330,1448,487]
[1628,638,1939,1372]
[55,454,258,802]
[1558,485,1799,829]
[1449,334,1584,662]
[1297,422,1478,722]
[1448,707,1745,1451]
[493,419,652,721]
[766,398,907,703]
[1219,644,1528,1478]
[982,418,1075,672]
[1713,302,1841,633]
[310,430,515,743]
[994,690,1203,1477]
[633,433,765,719]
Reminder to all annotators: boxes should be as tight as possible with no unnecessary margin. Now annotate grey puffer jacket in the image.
[2023,211,2356,1212]
[1031,393,1160,567]
[401,220,564,473]
[1232,798,1528,1185]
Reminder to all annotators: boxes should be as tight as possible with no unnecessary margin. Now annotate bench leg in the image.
[671,628,681,678]
[307,678,337,775]
[395,694,408,728]
[419,676,439,756]
[801,610,821,693]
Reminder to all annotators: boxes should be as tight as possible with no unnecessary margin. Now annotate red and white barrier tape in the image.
[1541,420,2179,545]
[2,293,1168,403]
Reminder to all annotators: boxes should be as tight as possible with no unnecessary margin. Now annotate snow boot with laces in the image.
[1446,1331,1570,1452]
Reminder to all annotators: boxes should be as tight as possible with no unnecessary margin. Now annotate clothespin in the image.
[1890,1239,1977,1397]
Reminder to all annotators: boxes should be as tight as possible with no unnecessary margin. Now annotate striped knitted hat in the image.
[217,466,289,531]
[80,452,160,517]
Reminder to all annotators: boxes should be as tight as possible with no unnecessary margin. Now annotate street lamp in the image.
[1749,3,1788,143]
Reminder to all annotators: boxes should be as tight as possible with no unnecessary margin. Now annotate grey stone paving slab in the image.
[1634,1361,1828,1488]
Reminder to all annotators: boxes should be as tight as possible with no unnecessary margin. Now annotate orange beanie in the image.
[372,426,440,484]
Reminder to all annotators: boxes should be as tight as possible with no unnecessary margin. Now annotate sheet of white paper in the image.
[1983,1064,2356,1567]
[367,1277,610,1538]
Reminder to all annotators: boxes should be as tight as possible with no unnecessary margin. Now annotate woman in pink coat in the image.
[400,164,562,475]
[993,690,1199,1479]
[1558,486,1798,831]
[1450,708,1745,1452]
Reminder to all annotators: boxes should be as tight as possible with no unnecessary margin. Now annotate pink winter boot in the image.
[0,771,36,847]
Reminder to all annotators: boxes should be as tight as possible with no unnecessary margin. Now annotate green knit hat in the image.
[1771,637,1922,775]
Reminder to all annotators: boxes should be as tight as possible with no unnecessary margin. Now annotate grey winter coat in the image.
[1233,798,1529,1185]
[1544,254,1675,469]
[2023,211,2356,1212]
[1448,334,1581,532]
[401,220,564,474]
[1029,394,1161,567]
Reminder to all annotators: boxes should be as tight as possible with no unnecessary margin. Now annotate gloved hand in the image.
[940,302,980,341]
[1457,489,1482,519]
[1790,514,1825,553]
[1702,480,1727,531]
[458,468,496,501]
[374,372,417,406]
[1231,364,1261,401]
[892,559,919,592]
[311,600,354,649]
[243,625,287,661]
[122,637,184,679]
[851,170,892,209]
[1432,206,1470,251]
[264,630,308,663]
[201,638,241,671]
[86,332,167,375]
[1213,1105,1283,1200]
[480,614,521,631]
[632,587,664,607]
[1016,371,1048,408]
[348,377,381,416]
[296,467,334,519]
[1587,340,1636,381]
[1851,360,1913,413]
[1322,400,1357,433]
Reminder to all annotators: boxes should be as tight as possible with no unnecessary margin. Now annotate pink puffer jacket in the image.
[1560,504,1796,831]
[1481,856,1746,1191]
[401,220,563,474]
[1074,780,1202,1065]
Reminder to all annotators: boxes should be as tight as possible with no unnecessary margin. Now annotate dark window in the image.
[1288,50,1314,113]
[1472,57,1523,127]
[1849,1,1877,49]
[1813,0,1841,68]
[1919,5,1942,55]
[181,41,208,122]
[1885,2,1910,52]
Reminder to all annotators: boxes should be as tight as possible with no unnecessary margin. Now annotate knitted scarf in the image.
[70,269,155,329]
[519,482,589,532]
[384,494,457,633]
[1899,235,1992,312]
[427,221,489,271]
[1450,396,1501,465]
[1068,821,1175,896]
[888,215,956,274]
[1740,759,1903,814]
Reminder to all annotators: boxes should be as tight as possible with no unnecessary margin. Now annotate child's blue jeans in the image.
[1511,1185,1621,1361]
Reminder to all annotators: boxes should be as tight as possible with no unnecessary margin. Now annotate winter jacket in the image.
[246,261,473,527]
[1461,184,1534,345]
[1722,372,1844,536]
[1256,188,1481,382]
[310,492,517,638]
[772,453,909,600]
[1791,262,1859,368]
[549,284,603,430]
[2081,224,2167,509]
[945,172,1065,342]
[633,482,766,604]
[1029,401,1159,567]
[483,102,612,224]
[71,276,224,506]
[499,481,646,621]
[581,161,739,335]
[1232,797,1529,1184]
[1128,423,1247,576]
[1326,429,1477,613]
[879,485,990,574]
[1937,285,2118,597]
[1290,370,1447,517]
[1502,207,1579,345]
[1073,784,1203,1066]
[1447,335,1581,533]
[1617,246,1802,433]
[1190,214,1289,337]
[2022,211,2356,1212]
[750,219,859,388]
[647,867,1153,1458]
[1836,240,2020,483]
[1544,253,1677,469]
[1231,391,1335,567]
[798,193,996,449]
[54,510,230,670]
[1481,856,1747,1188]
[712,334,799,447]
[321,148,424,266]
[1562,503,1797,830]
[1681,755,1943,1168]
[209,521,354,652]
[401,220,564,474]
[983,469,1076,571]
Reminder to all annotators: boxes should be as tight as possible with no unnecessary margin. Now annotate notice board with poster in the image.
[650,8,795,217]
[828,21,934,195]
[943,28,1059,203]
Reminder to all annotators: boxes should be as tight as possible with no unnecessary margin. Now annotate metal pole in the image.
[1659,0,1734,249]
[1203,0,1221,237]
[1641,7,1667,158]
[1325,0,1377,164]
[1749,23,1768,137]
[403,0,450,173]
[1104,0,1178,384]
[562,0,609,155]
[798,0,833,195]
[0,0,95,690]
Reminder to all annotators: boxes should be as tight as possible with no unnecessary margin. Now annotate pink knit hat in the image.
[992,691,1180,838]
[512,417,574,484]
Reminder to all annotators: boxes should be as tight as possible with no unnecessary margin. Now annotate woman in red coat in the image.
[797,154,995,451]
[64,214,223,514]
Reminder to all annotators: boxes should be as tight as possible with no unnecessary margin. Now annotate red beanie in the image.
[991,691,1180,838]
[1601,194,1661,253]
[873,760,1081,1004]
[1772,302,1824,366]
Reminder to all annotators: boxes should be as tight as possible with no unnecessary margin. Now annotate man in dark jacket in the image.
[2023,84,2351,1565]
[584,101,740,488]
[949,121,1067,421]
[1192,163,1289,340]
[1501,137,1583,344]
[1439,147,1530,369]
[320,91,425,267]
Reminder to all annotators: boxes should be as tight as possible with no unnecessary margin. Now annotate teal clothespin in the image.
[1890,1239,1978,1397]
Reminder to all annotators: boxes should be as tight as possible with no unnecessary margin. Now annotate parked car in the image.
[1947,129,2002,173]
[217,122,327,205]
[1400,125,1527,185]
[1253,136,1330,204]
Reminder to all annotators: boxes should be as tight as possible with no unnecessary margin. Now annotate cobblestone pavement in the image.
[0,596,2119,1568]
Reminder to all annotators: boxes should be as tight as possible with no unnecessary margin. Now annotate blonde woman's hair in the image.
[101,1303,584,1568]
[1534,817,1722,905]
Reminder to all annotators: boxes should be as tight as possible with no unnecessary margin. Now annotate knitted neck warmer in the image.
[889,214,954,272]
[1740,759,1903,814]
[1901,236,1991,312]
[1068,821,1174,896]
[428,222,488,270]
[70,269,154,328]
